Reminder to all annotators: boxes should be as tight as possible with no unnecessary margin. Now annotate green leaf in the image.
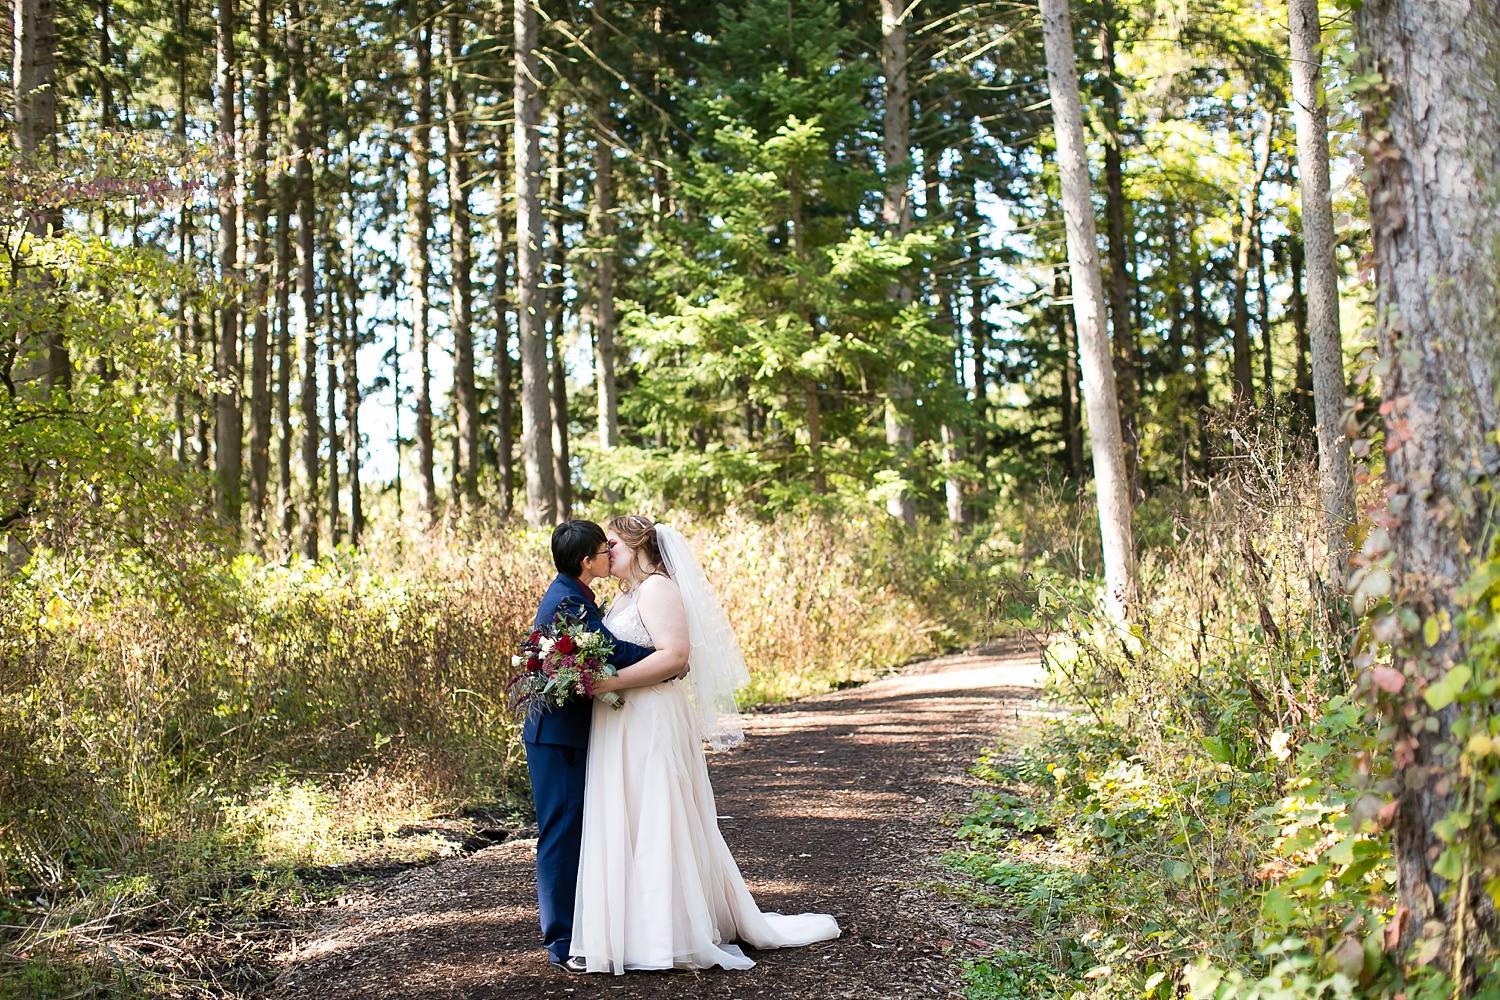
[1262,887,1296,925]
[1424,615,1441,646]
[1433,847,1464,881]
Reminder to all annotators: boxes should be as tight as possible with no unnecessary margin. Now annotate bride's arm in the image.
[594,577,689,692]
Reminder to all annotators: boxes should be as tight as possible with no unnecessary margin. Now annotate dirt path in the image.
[266,644,1046,999]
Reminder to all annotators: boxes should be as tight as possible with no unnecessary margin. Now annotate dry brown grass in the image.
[0,508,975,995]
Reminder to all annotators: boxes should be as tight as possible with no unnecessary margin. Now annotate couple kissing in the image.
[522,515,840,975]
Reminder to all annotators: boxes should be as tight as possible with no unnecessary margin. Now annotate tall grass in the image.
[1,507,1002,994]
[953,430,1397,999]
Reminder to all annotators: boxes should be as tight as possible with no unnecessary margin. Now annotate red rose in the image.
[526,656,543,673]
[553,635,578,655]
[527,630,543,645]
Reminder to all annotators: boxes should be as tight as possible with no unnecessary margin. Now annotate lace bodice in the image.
[602,589,655,648]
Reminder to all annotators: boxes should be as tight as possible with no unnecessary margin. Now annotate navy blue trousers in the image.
[525,740,587,963]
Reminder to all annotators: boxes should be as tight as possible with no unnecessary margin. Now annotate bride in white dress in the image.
[569,514,840,974]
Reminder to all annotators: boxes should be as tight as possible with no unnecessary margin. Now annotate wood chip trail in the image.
[267,646,1045,1000]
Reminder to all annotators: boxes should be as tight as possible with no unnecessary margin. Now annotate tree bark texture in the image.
[275,173,294,543]
[174,15,191,466]
[412,10,437,524]
[1100,10,1138,496]
[1192,258,1210,467]
[881,0,915,526]
[964,175,987,466]
[1290,240,1313,424]
[325,241,341,546]
[514,0,556,528]
[247,0,272,550]
[1231,108,1275,410]
[13,0,57,160]
[1040,0,1137,618]
[341,271,361,545]
[215,0,242,530]
[590,12,619,502]
[1056,269,1084,483]
[547,123,572,519]
[12,0,67,392]
[492,126,515,518]
[1257,222,1273,406]
[447,12,479,512]
[923,138,964,525]
[1356,0,1500,977]
[287,0,318,559]
[1290,0,1355,581]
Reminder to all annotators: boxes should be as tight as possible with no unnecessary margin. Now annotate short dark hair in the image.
[551,520,607,577]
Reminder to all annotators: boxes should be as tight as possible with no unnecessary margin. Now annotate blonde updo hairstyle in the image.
[608,514,667,589]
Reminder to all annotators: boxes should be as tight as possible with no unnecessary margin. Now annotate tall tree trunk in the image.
[176,216,192,463]
[194,307,210,468]
[1165,211,1186,376]
[514,0,556,527]
[1290,239,1313,423]
[215,0,242,533]
[1040,0,1137,619]
[411,9,437,524]
[647,2,670,233]
[787,168,824,493]
[1257,219,1274,408]
[9,0,60,565]
[1192,254,1210,468]
[924,136,964,524]
[287,0,318,559]
[276,172,293,543]
[389,319,403,521]
[1100,8,1138,497]
[589,12,619,502]
[881,0,915,525]
[247,0,272,550]
[12,0,61,470]
[447,11,479,512]
[96,0,112,130]
[1056,269,1084,482]
[547,120,572,518]
[325,226,341,546]
[174,6,190,465]
[1231,107,1275,411]
[492,125,515,518]
[14,0,57,162]
[1290,0,1354,581]
[1355,0,1500,979]
[341,271,361,545]
[966,176,988,470]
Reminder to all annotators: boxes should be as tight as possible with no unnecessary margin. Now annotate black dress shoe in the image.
[550,956,587,974]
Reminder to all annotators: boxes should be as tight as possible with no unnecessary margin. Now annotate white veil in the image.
[654,523,750,751]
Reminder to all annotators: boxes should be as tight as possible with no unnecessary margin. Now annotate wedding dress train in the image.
[570,586,840,974]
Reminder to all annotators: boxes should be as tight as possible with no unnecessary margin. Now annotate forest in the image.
[3,0,1500,996]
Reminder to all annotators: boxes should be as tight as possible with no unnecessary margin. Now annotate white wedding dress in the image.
[569,583,840,974]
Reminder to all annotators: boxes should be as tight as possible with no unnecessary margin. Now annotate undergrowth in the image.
[951,434,1498,1000]
[0,502,1023,996]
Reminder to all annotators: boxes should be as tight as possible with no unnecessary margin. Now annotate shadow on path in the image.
[265,646,1049,1000]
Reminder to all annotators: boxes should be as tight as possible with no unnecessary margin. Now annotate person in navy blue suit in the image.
[526,520,658,973]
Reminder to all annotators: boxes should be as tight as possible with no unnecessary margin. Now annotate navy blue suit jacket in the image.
[522,574,654,748]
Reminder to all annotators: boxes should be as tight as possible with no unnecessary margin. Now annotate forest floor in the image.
[260,642,1051,1000]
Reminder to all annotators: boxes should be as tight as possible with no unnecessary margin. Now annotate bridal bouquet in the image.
[508,612,625,715]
